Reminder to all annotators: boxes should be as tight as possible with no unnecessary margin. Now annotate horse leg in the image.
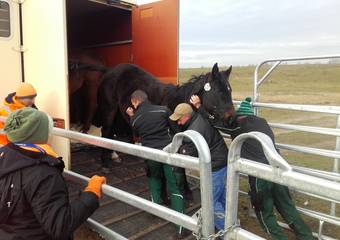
[69,71,84,95]
[81,81,99,133]
[100,107,120,171]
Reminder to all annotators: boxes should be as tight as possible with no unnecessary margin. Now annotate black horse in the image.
[97,62,234,162]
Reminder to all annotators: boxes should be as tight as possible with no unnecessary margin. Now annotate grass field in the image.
[179,63,340,239]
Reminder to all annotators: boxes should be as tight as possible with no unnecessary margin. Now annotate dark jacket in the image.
[180,112,228,171]
[130,101,172,149]
[216,115,276,165]
[0,143,99,240]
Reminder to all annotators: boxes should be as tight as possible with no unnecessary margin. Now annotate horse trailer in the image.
[0,0,179,168]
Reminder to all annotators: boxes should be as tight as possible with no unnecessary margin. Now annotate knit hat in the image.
[15,83,37,99]
[4,108,50,144]
[236,97,254,116]
[169,103,193,121]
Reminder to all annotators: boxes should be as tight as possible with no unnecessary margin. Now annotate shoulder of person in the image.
[23,163,62,183]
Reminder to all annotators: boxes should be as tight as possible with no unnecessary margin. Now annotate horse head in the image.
[192,63,234,123]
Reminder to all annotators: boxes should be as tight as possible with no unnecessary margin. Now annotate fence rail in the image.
[52,128,217,239]
[224,132,340,240]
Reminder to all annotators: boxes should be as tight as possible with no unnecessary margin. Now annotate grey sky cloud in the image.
[179,0,340,67]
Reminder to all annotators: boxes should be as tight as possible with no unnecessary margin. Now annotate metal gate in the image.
[223,55,340,239]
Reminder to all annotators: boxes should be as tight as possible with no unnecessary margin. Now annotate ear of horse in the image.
[223,65,232,82]
[212,63,219,80]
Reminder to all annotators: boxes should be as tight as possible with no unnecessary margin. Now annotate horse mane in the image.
[180,73,208,87]
[162,72,208,110]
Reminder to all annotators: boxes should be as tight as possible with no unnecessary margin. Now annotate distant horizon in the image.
[178,60,340,69]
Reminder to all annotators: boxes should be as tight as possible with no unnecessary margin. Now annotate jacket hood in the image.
[0,143,63,179]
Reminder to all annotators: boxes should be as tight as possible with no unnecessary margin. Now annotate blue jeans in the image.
[212,166,227,231]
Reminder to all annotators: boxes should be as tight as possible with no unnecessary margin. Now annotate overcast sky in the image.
[179,0,340,67]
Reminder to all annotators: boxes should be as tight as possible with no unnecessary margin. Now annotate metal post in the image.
[225,132,291,240]
[163,130,215,238]
[331,115,340,216]
[224,141,241,240]
[253,62,262,116]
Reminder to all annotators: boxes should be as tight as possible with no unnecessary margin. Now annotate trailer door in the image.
[0,0,22,99]
[21,0,70,168]
[132,0,179,84]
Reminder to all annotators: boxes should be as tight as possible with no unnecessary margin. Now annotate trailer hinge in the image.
[12,45,27,53]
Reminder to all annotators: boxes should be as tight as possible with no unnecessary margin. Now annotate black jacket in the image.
[130,102,172,149]
[180,112,228,171]
[0,143,99,240]
[216,115,276,165]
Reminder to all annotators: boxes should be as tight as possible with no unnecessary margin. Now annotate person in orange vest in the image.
[0,107,106,239]
[0,83,37,145]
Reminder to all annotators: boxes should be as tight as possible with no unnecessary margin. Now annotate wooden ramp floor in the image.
[66,144,201,240]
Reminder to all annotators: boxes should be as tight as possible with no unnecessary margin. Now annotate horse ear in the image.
[223,65,232,80]
[212,63,219,80]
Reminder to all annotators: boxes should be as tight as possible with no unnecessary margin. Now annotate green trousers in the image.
[146,160,185,215]
[249,178,313,240]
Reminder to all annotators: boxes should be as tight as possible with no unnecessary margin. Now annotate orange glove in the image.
[84,175,106,198]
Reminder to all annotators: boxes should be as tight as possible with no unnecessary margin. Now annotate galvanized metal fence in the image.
[231,55,340,239]
[51,128,220,239]
[224,132,340,240]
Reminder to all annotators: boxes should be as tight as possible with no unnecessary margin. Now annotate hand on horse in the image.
[126,107,134,117]
[190,95,201,109]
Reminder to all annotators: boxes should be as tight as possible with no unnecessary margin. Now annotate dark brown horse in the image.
[68,51,108,133]
[97,63,234,162]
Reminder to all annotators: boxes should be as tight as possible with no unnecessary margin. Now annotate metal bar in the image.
[292,165,340,182]
[318,220,325,240]
[269,122,340,137]
[86,218,128,240]
[87,0,136,10]
[253,55,340,113]
[52,128,200,170]
[82,40,132,49]
[297,190,340,205]
[221,133,340,160]
[331,115,340,216]
[277,142,340,159]
[230,228,266,240]
[251,102,340,115]
[237,159,340,202]
[65,170,199,232]
[163,130,215,238]
[257,61,281,87]
[296,207,340,226]
[277,221,337,240]
[256,55,340,63]
[225,132,340,239]
[238,191,339,239]
[225,132,292,240]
